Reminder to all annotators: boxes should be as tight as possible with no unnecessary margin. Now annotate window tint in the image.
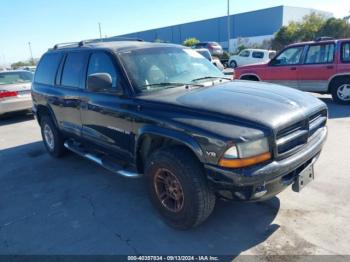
[35,53,62,85]
[272,46,304,65]
[342,42,350,62]
[252,51,264,59]
[87,52,118,89]
[61,52,86,88]
[239,50,250,57]
[0,71,33,85]
[305,44,335,64]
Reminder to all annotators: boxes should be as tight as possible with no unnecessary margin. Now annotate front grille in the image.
[276,110,327,157]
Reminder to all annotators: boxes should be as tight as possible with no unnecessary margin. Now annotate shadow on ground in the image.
[0,111,34,127]
[0,141,280,256]
[319,97,350,119]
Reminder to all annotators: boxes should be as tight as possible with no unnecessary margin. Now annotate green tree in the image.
[318,18,350,39]
[183,37,200,47]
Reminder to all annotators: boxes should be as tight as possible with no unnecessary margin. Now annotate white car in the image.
[228,49,276,68]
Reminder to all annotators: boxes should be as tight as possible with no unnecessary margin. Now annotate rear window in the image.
[305,44,335,64]
[252,51,264,59]
[61,52,86,88]
[0,71,33,85]
[341,42,350,63]
[35,53,63,85]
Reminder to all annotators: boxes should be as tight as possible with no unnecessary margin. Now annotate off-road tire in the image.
[145,146,216,230]
[40,115,66,158]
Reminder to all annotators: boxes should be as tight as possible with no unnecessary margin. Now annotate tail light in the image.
[0,90,18,99]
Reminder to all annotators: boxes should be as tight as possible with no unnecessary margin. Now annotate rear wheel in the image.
[40,115,66,157]
[145,147,216,230]
[330,77,350,105]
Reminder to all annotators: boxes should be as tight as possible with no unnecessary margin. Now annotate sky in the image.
[0,0,349,65]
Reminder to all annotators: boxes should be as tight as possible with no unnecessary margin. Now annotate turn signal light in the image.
[219,152,272,168]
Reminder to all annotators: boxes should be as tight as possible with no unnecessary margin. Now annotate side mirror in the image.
[87,73,113,92]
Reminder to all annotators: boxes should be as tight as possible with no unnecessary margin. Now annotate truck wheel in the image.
[230,60,237,68]
[40,115,66,157]
[145,147,216,230]
[330,77,350,105]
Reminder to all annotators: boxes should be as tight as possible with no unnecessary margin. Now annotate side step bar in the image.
[64,140,142,179]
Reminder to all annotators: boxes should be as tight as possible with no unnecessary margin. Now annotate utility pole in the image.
[227,0,231,53]
[98,22,102,39]
[28,42,34,64]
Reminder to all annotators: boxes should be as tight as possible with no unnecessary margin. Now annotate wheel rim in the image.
[337,84,350,101]
[43,124,55,150]
[154,168,185,213]
[230,61,236,68]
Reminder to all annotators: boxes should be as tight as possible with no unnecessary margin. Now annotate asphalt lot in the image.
[0,94,350,258]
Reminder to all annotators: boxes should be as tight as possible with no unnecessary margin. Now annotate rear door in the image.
[263,45,305,89]
[52,51,88,136]
[297,42,336,92]
[80,50,134,161]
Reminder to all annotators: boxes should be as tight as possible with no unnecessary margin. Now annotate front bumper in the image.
[205,127,327,201]
[0,97,32,115]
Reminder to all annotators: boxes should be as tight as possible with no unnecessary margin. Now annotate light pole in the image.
[28,42,33,64]
[98,22,102,39]
[227,0,231,53]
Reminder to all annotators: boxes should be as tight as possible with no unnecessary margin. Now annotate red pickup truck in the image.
[235,38,350,104]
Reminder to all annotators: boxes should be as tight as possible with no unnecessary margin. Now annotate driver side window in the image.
[239,50,250,57]
[272,46,304,66]
[87,52,119,90]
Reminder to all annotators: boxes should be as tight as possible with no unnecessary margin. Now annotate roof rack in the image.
[52,37,143,50]
[315,36,335,42]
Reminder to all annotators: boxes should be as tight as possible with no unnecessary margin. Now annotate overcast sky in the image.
[0,0,349,65]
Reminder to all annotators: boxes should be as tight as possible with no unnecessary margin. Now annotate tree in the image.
[183,38,199,47]
[11,59,37,69]
[318,18,350,39]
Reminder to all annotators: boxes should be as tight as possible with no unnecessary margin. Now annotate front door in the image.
[264,45,305,89]
[80,51,134,161]
[297,42,337,92]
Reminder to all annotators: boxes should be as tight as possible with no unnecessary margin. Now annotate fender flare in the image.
[135,125,205,163]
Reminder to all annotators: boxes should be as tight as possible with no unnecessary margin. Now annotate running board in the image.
[64,140,142,179]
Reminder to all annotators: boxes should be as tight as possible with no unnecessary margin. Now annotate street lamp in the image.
[28,42,34,64]
[227,0,231,53]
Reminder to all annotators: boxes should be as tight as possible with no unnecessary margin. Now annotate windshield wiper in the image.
[140,82,204,88]
[191,76,232,82]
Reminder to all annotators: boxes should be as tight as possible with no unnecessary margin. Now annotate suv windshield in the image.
[0,71,33,85]
[119,47,224,94]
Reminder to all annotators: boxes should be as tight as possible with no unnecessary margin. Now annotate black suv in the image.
[32,38,328,229]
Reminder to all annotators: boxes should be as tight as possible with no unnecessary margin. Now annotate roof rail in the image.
[315,36,335,42]
[52,37,143,50]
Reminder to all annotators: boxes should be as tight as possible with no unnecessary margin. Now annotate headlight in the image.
[219,138,271,168]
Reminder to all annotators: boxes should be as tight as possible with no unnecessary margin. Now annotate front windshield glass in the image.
[0,71,33,85]
[119,47,224,94]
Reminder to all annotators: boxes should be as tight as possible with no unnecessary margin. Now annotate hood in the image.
[140,80,327,130]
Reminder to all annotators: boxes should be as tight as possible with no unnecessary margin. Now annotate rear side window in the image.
[341,42,350,63]
[61,52,86,88]
[87,52,118,89]
[305,44,335,64]
[252,51,264,59]
[35,53,63,85]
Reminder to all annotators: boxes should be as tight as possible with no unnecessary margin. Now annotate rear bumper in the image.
[205,127,327,201]
[0,97,32,115]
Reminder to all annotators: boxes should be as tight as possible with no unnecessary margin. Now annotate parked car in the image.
[193,42,224,57]
[235,38,350,104]
[195,48,225,71]
[228,49,276,68]
[18,66,36,72]
[0,70,33,115]
[32,38,327,229]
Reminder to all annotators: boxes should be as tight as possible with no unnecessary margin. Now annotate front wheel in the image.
[145,147,216,230]
[230,60,237,68]
[330,78,350,105]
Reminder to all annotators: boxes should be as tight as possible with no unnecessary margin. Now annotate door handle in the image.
[326,65,334,69]
[290,67,297,71]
